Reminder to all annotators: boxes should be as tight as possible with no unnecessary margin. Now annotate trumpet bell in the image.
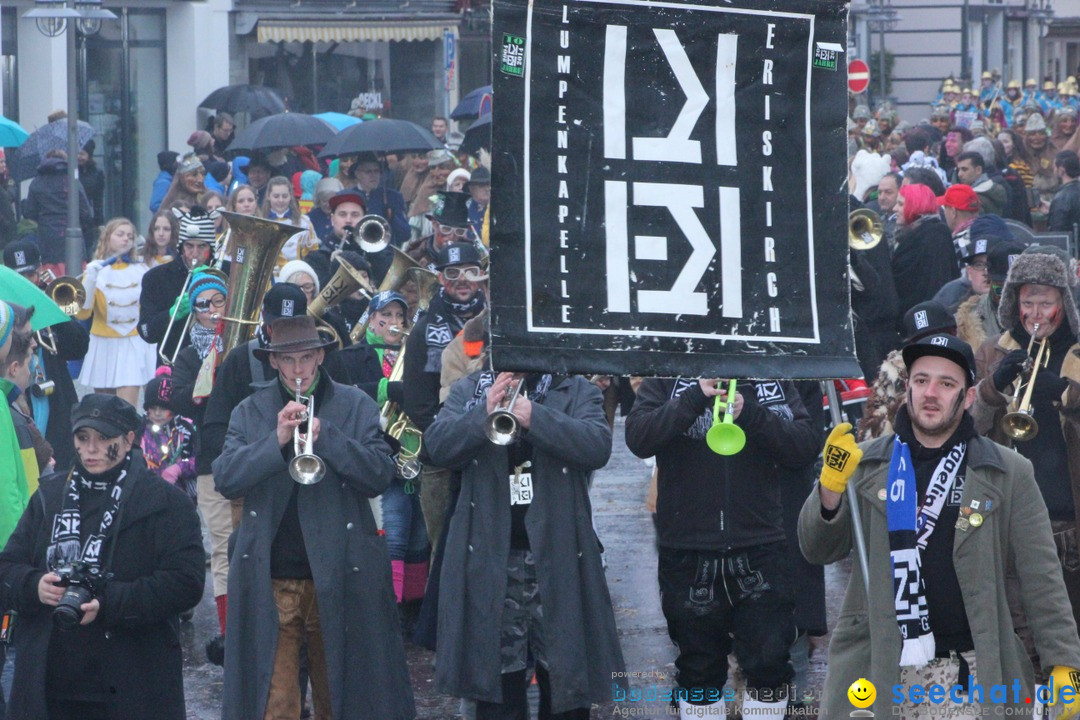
[289,454,326,485]
[397,455,422,480]
[47,276,86,316]
[706,423,747,456]
[849,209,884,251]
[1001,409,1039,441]
[485,410,519,445]
[357,214,391,253]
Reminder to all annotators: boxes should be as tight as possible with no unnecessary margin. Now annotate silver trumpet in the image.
[485,379,525,445]
[356,214,391,253]
[289,377,326,485]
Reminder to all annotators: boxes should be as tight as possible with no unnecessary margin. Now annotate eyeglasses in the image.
[194,294,226,312]
[968,261,989,272]
[441,265,487,282]
[437,224,470,238]
[296,283,316,295]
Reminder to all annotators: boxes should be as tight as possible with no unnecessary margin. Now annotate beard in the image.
[907,387,966,441]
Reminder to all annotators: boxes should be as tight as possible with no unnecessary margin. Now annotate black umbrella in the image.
[318,119,442,159]
[227,112,337,153]
[451,85,493,120]
[11,118,96,183]
[460,114,492,156]
[198,84,286,120]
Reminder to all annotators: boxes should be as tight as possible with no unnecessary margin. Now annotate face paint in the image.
[106,442,120,462]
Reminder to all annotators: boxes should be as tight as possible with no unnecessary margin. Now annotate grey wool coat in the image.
[798,433,1080,719]
[426,373,626,712]
[213,373,415,720]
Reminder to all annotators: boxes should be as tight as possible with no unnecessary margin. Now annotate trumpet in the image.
[1000,323,1050,441]
[849,208,883,251]
[288,377,326,485]
[356,214,391,253]
[705,379,746,456]
[486,378,525,445]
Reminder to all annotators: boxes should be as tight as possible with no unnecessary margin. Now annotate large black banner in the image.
[488,0,859,379]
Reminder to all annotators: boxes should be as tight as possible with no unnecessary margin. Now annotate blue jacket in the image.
[358,185,410,248]
[149,170,173,213]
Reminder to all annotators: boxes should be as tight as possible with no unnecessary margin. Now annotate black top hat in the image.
[253,315,335,361]
[71,394,142,439]
[902,301,956,343]
[427,191,471,228]
[902,334,977,387]
[3,240,41,273]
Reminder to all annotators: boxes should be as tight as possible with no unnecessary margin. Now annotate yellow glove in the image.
[818,422,863,495]
[1051,666,1080,720]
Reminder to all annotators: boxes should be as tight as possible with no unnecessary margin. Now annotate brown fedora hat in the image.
[253,315,335,361]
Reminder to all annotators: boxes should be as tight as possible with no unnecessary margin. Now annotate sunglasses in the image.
[437,224,470,238]
[442,265,487,282]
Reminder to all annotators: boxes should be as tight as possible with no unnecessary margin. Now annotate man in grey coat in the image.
[800,334,1080,719]
[213,315,413,720]
[426,370,625,717]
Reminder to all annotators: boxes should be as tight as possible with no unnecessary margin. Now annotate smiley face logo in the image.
[848,678,876,708]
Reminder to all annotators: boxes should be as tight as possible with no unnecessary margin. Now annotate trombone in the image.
[289,377,326,485]
[1000,323,1050,441]
[158,237,229,366]
[705,379,746,456]
[486,378,526,445]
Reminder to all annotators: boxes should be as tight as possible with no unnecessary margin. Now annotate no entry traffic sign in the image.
[848,58,869,94]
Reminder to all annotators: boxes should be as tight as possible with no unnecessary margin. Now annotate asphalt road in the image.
[179,417,852,719]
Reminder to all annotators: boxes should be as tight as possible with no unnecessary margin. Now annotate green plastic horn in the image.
[706,378,746,456]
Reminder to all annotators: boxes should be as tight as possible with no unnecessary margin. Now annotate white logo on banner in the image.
[602,27,738,318]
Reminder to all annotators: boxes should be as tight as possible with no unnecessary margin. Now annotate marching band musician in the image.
[77,218,157,408]
[198,282,353,664]
[138,206,220,364]
[213,315,414,720]
[3,240,89,471]
[625,376,818,719]
[340,290,429,623]
[970,249,1080,673]
[403,242,488,556]
[426,368,624,718]
[309,189,395,285]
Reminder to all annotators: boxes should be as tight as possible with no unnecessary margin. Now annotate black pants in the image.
[475,666,590,720]
[658,542,795,702]
[47,698,108,720]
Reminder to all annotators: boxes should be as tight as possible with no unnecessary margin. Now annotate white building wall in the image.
[165,0,231,152]
[16,18,68,134]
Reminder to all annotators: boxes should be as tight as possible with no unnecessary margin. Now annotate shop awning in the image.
[257,20,455,44]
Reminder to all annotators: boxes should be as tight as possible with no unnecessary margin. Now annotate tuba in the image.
[349,247,422,344]
[849,209,883,251]
[379,326,423,479]
[407,266,439,320]
[217,212,302,361]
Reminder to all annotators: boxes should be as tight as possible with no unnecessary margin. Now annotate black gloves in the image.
[1032,369,1069,400]
[386,381,405,405]
[993,349,1030,393]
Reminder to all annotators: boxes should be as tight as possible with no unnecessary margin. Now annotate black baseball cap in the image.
[903,301,956,343]
[3,240,41,273]
[987,240,1027,283]
[71,394,142,439]
[263,282,308,322]
[435,242,483,270]
[902,334,977,387]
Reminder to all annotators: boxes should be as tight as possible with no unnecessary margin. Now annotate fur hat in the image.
[851,150,892,202]
[997,251,1080,335]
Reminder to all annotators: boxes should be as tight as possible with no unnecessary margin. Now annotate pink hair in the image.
[899,183,938,225]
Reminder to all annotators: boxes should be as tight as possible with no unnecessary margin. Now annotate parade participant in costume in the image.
[428,368,625,718]
[0,394,203,720]
[3,240,89,471]
[214,315,413,720]
[78,218,156,407]
[800,335,1080,720]
[139,367,196,503]
[626,374,818,719]
[404,191,478,270]
[138,206,219,364]
[403,242,488,553]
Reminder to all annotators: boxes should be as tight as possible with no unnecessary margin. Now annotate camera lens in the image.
[53,586,92,631]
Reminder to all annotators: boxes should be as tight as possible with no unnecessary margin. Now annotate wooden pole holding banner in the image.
[822,381,870,596]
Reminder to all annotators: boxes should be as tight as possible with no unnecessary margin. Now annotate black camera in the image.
[53,561,105,631]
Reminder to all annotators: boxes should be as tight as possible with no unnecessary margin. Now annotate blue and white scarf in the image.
[886,436,966,667]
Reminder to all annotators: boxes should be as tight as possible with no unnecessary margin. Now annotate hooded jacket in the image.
[21,158,93,264]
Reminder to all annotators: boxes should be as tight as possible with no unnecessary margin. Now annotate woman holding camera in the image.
[0,394,204,720]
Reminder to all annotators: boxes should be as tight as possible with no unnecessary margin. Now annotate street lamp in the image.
[23,0,115,275]
[865,0,900,108]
